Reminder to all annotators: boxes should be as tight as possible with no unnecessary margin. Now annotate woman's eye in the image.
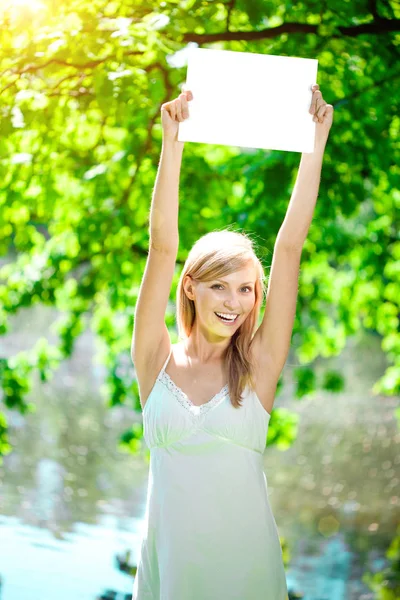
[211,285,252,292]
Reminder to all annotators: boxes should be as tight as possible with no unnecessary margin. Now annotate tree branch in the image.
[0,50,144,81]
[182,17,399,44]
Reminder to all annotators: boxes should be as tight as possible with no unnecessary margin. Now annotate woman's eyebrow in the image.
[216,280,254,285]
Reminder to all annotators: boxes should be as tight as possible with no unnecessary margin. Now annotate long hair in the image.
[176,229,267,409]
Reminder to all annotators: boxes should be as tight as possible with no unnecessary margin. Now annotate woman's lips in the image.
[214,312,239,325]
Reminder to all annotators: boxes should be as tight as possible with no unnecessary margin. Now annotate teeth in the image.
[216,312,238,321]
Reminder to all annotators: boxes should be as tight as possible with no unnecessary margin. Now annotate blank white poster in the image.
[178,48,318,153]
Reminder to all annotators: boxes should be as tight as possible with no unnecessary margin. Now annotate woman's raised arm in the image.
[150,89,193,253]
[131,89,192,373]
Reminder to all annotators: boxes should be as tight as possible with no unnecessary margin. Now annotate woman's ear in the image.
[183,275,195,301]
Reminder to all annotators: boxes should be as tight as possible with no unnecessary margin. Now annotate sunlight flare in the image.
[1,0,47,13]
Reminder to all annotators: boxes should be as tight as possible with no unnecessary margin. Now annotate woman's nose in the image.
[224,301,239,310]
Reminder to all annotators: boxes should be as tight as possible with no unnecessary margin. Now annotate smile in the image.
[215,312,239,324]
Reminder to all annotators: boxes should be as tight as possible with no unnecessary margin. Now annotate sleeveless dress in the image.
[132,346,288,600]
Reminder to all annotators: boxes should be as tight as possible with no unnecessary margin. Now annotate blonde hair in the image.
[176,228,267,409]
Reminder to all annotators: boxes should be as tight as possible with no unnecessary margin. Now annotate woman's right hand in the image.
[161,88,193,143]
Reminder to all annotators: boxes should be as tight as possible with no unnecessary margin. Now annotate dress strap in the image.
[160,345,173,373]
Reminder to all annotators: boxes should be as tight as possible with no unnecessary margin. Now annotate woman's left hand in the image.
[309,84,334,149]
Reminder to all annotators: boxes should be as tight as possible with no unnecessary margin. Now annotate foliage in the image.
[363,524,400,599]
[0,0,399,456]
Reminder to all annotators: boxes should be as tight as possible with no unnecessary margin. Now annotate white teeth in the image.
[215,312,238,321]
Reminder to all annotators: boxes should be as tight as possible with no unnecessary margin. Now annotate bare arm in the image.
[149,89,193,253]
[150,141,184,253]
[252,85,334,391]
[277,83,334,250]
[276,146,325,249]
[132,90,192,370]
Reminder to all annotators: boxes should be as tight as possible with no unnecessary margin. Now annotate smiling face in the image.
[183,263,258,340]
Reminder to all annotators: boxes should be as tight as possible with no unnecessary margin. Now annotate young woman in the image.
[131,84,334,599]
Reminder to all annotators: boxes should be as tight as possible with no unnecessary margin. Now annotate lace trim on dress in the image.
[158,370,229,416]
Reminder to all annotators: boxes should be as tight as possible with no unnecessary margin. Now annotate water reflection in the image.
[266,387,399,544]
[33,458,66,530]
[0,305,150,537]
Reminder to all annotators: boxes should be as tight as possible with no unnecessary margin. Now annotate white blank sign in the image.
[178,48,318,153]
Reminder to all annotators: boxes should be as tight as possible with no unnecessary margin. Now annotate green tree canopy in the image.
[0,0,399,458]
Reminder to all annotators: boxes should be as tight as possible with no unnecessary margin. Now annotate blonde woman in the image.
[131,84,333,599]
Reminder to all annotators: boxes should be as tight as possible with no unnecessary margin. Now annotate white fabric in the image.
[132,345,288,600]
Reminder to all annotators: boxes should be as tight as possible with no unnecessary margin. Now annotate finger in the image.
[311,90,322,113]
[310,89,322,114]
[316,104,327,123]
[310,90,322,111]
[181,84,193,101]
[313,102,323,122]
[314,96,323,116]
[161,101,173,120]
[179,92,189,119]
[309,84,319,113]
[167,101,176,121]
[175,98,183,122]
[182,83,193,97]
[323,104,334,122]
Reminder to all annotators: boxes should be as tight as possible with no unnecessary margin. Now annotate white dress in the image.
[132,345,288,600]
